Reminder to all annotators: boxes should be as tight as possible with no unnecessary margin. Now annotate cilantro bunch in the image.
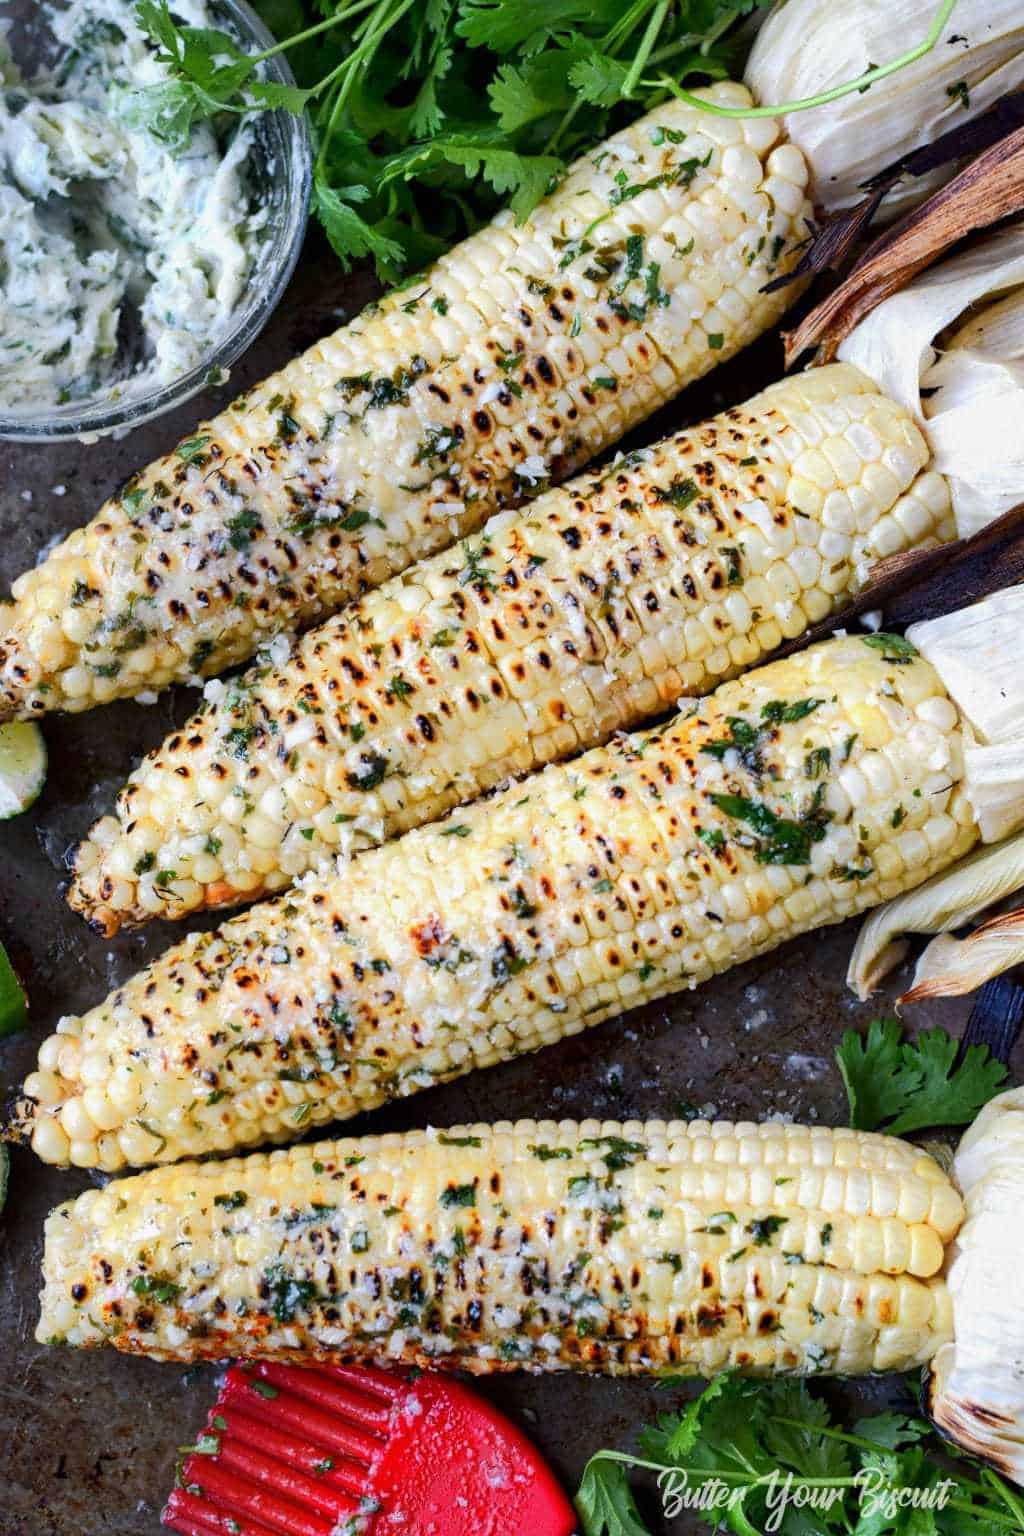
[577,1374,1024,1534]
[134,0,772,280]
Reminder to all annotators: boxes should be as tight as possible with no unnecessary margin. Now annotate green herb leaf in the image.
[312,181,405,277]
[575,1455,650,1536]
[861,632,918,660]
[836,1017,1008,1135]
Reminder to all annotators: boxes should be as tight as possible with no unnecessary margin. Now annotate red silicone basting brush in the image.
[162,1360,578,1536]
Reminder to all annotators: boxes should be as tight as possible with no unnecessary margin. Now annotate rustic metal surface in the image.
[0,240,1013,1536]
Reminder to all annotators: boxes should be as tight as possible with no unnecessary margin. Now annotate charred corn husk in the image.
[0,85,811,722]
[37,1116,961,1376]
[746,0,1024,219]
[68,363,951,933]
[14,631,997,1173]
[929,1087,1024,1484]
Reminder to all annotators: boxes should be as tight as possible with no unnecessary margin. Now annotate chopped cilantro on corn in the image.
[37,1116,960,1377]
[0,84,810,722]
[66,363,951,934]
[12,633,989,1172]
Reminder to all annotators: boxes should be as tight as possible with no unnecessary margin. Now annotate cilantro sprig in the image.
[133,0,766,279]
[837,1017,1008,1136]
[132,0,960,281]
[576,1374,1024,1535]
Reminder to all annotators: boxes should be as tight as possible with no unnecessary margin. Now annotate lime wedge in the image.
[0,721,46,818]
[0,942,27,1037]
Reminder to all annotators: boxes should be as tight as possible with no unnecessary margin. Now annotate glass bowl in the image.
[0,0,311,442]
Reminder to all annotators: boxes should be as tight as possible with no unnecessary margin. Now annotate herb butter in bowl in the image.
[0,0,311,440]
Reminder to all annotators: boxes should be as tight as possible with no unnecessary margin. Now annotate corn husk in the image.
[745,0,1024,217]
[928,1087,1024,1485]
[909,584,1024,844]
[902,905,1024,1003]
[921,284,1024,535]
[847,832,1024,998]
[838,224,1024,537]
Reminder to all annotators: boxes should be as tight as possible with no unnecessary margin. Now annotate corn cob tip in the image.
[37,1117,960,1379]
[928,1087,1024,1486]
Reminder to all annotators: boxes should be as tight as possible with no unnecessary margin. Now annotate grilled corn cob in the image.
[68,363,950,933]
[12,631,989,1172]
[37,1115,961,1377]
[0,84,810,722]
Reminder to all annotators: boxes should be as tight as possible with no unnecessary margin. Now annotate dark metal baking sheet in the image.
[0,243,1008,1536]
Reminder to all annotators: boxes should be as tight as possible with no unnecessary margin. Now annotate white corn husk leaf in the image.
[903,905,1024,1003]
[745,0,1024,217]
[847,832,1024,998]
[910,584,1024,841]
[839,224,1024,537]
[928,1087,1024,1484]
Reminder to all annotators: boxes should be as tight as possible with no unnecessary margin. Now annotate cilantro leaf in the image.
[247,79,313,112]
[851,1413,931,1451]
[568,49,630,107]
[575,1455,651,1536]
[861,632,918,658]
[312,181,405,276]
[455,0,619,54]
[885,1029,1009,1135]
[488,55,574,132]
[405,36,454,138]
[662,1370,734,1459]
[135,0,185,59]
[113,79,202,153]
[579,1372,1022,1536]
[759,1381,850,1484]
[837,1018,1008,1135]
[836,1017,911,1132]
[378,137,563,221]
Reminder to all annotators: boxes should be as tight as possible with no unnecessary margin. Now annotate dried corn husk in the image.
[929,1087,1024,1486]
[839,224,1024,536]
[902,905,1024,1003]
[745,0,1024,217]
[848,832,1024,998]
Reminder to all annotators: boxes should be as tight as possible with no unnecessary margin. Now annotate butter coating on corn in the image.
[0,84,811,721]
[37,1117,960,1377]
[12,636,979,1171]
[68,363,950,933]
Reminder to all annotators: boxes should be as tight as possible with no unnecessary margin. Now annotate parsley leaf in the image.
[836,1017,1008,1135]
